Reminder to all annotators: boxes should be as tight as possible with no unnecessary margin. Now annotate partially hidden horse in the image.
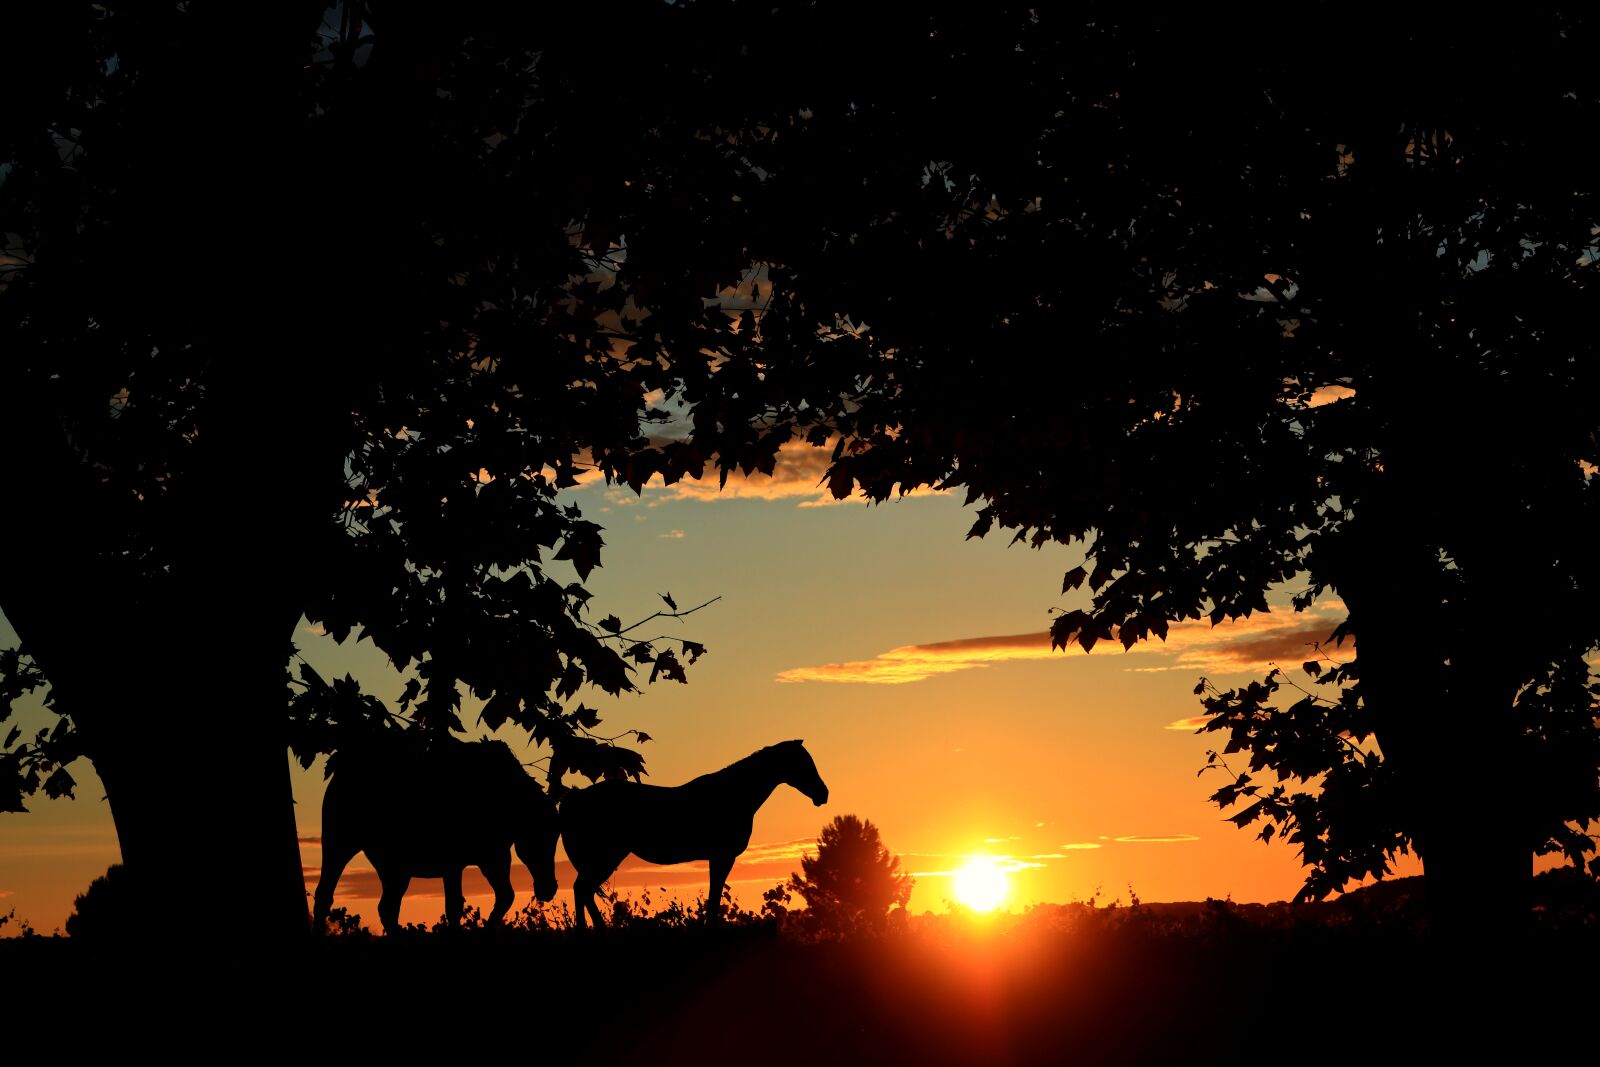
[313,736,559,934]
[559,739,829,928]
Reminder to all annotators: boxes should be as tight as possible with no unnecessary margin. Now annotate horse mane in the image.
[713,739,803,777]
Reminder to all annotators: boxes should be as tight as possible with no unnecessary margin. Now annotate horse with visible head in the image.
[312,737,559,934]
[559,739,828,928]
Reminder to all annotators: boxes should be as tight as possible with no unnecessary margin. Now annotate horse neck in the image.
[718,750,785,814]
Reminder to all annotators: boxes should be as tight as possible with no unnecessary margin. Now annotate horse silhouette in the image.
[559,739,829,928]
[312,736,559,934]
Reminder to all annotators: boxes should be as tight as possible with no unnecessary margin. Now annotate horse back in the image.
[561,778,753,867]
[322,743,527,871]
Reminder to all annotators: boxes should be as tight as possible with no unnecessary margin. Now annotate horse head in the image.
[513,774,561,904]
[777,739,829,806]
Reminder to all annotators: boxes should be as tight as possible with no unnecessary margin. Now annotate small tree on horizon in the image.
[789,815,913,936]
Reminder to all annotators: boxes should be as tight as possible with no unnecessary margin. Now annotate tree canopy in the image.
[789,815,912,935]
[0,1,811,934]
[3,1,1595,936]
[688,7,1600,916]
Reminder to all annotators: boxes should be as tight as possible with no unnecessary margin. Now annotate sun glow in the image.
[953,856,1010,912]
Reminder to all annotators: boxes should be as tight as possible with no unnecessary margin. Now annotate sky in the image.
[0,447,1427,933]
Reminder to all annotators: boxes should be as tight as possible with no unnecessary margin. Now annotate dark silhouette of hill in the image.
[8,888,1599,1062]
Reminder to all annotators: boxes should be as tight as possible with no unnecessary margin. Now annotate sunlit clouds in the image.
[776,604,1348,684]
[1164,715,1214,732]
[584,437,945,508]
[909,855,1048,878]
[1114,835,1200,844]
[1306,384,1356,407]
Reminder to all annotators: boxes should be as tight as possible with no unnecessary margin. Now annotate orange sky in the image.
[2,452,1430,932]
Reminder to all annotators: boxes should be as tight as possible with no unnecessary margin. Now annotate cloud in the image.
[660,443,837,503]
[0,890,13,899]
[581,437,946,508]
[1113,835,1200,844]
[657,529,686,540]
[739,837,824,865]
[1058,843,1103,851]
[908,856,1047,878]
[1307,384,1356,407]
[1164,715,1213,733]
[303,862,580,901]
[775,631,1066,685]
[776,604,1348,684]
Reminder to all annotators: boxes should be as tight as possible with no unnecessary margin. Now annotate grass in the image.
[6,881,1597,1063]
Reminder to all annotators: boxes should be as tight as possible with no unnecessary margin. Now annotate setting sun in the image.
[953,857,1010,913]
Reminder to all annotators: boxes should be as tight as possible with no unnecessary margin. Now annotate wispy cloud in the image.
[1164,715,1213,733]
[1113,835,1200,844]
[776,631,1067,685]
[1058,843,1103,851]
[657,529,686,540]
[777,604,1347,684]
[583,438,945,508]
[909,856,1049,878]
[1307,384,1356,407]
[741,837,828,865]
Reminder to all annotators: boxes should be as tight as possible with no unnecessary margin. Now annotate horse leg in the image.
[443,868,465,928]
[481,854,514,927]
[573,873,599,931]
[707,854,734,924]
[312,835,358,934]
[572,847,626,930]
[377,870,411,935]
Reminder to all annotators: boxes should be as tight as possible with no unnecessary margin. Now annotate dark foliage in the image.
[788,815,912,936]
[63,864,135,941]
[630,5,1600,915]
[5,2,1597,937]
[0,1,766,932]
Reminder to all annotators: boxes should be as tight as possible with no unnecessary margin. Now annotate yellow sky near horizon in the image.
[2,456,1427,933]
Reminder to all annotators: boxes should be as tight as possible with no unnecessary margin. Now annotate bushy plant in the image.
[64,864,135,940]
[788,815,912,938]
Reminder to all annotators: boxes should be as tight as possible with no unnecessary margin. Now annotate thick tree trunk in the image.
[2,6,425,946]
[51,615,312,945]
[1341,486,1533,947]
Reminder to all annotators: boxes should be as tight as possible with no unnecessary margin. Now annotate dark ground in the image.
[5,886,1597,1064]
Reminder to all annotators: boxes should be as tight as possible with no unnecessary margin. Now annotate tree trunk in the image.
[1341,486,1533,947]
[57,613,312,945]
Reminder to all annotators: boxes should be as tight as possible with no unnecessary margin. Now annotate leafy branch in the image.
[1,648,81,812]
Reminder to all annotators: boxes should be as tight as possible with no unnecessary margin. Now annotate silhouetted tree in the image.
[0,2,780,940]
[789,815,912,936]
[651,7,1600,932]
[6,2,1596,945]
[64,864,135,941]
